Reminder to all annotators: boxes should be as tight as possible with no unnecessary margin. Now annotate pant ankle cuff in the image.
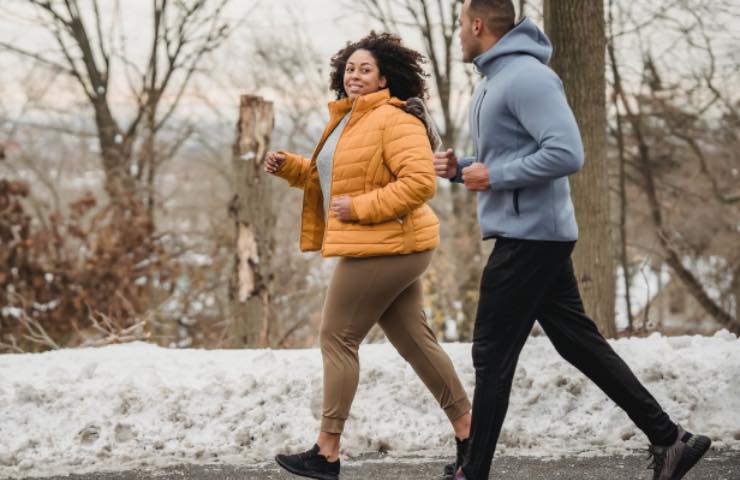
[321,416,345,434]
[648,423,679,447]
[444,397,472,423]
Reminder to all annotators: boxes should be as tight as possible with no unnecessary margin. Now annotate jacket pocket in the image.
[399,214,416,251]
[513,188,521,216]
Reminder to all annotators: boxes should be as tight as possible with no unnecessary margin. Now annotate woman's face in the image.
[343,49,387,100]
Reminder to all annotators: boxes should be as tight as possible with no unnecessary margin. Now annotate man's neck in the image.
[478,35,500,57]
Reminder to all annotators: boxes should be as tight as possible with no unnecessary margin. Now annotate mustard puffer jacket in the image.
[275,88,440,257]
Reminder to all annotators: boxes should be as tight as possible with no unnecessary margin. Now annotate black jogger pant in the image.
[461,238,678,480]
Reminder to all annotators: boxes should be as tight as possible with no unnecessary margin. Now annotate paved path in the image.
[32,451,740,479]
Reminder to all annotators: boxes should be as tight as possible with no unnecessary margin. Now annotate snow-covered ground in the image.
[1,332,739,479]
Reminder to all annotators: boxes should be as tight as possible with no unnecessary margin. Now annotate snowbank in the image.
[1,332,739,478]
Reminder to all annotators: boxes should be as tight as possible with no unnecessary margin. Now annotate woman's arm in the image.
[266,151,311,189]
[349,111,436,224]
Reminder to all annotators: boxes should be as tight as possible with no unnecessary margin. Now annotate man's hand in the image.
[331,195,354,222]
[264,151,286,174]
[433,148,458,179]
[462,163,490,191]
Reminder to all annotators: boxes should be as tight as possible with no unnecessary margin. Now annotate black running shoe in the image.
[443,437,469,479]
[275,444,340,480]
[647,425,711,480]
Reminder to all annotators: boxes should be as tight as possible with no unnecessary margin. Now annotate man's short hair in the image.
[467,0,516,38]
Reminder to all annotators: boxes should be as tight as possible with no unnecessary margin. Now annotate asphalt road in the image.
[30,451,740,480]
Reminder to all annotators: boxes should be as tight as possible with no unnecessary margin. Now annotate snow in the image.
[615,264,671,330]
[1,332,739,478]
[0,307,22,319]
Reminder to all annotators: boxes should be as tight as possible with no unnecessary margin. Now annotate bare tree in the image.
[0,0,236,220]
[607,1,634,333]
[544,0,616,337]
[607,0,740,333]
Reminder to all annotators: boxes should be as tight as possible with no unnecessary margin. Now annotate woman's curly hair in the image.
[329,32,429,101]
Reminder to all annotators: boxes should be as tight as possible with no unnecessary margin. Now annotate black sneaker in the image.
[647,425,711,480]
[275,444,340,480]
[443,437,469,479]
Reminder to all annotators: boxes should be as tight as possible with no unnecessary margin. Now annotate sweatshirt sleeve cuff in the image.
[451,156,475,183]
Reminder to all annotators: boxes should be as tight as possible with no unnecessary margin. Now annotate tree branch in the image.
[0,41,76,76]
[612,49,739,334]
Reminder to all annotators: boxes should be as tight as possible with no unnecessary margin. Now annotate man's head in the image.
[458,0,516,63]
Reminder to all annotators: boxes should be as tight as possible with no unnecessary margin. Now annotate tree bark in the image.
[228,95,276,348]
[544,0,616,337]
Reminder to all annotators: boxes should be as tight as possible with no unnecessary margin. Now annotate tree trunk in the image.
[544,1,616,337]
[733,266,740,326]
[611,64,634,334]
[227,95,276,348]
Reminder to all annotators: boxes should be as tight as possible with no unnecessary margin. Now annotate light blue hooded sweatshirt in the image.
[452,17,584,241]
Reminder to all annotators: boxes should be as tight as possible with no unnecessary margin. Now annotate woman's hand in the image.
[331,195,354,222]
[264,151,286,174]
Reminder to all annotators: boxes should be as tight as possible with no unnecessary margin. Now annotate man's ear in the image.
[473,17,483,36]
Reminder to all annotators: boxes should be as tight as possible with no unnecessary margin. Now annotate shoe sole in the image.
[671,435,712,480]
[275,455,339,480]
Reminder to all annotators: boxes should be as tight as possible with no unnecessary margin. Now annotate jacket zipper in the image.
[476,89,487,141]
[320,102,358,255]
[301,116,342,255]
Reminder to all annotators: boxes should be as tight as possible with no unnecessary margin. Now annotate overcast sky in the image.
[0,0,434,117]
[1,1,737,124]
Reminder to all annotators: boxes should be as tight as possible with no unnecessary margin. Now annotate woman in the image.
[266,32,471,480]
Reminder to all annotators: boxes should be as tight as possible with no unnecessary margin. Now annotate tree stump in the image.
[228,95,276,348]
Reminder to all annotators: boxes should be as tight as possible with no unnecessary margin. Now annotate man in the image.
[435,1,712,479]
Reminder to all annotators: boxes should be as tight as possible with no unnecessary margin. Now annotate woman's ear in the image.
[380,76,387,88]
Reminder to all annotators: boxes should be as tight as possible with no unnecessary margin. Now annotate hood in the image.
[473,17,552,77]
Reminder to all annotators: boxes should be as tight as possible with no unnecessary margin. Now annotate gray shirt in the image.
[316,113,350,219]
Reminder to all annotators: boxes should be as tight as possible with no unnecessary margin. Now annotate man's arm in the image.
[488,69,584,191]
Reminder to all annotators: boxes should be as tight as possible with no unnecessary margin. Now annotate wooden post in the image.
[227,95,275,348]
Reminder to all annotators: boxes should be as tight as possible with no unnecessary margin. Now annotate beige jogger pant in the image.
[319,249,471,433]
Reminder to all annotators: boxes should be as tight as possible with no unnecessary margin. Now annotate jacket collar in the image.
[327,88,393,120]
